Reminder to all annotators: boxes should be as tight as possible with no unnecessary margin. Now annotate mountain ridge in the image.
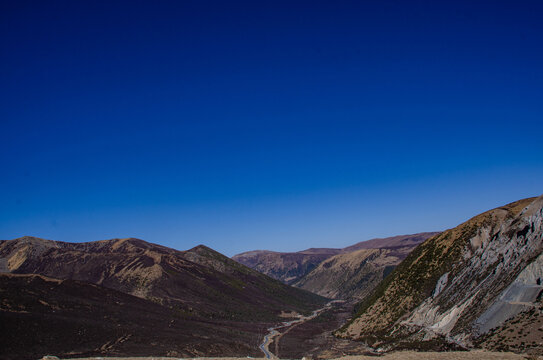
[336,195,542,354]
[0,236,327,359]
[0,236,326,321]
[233,232,439,296]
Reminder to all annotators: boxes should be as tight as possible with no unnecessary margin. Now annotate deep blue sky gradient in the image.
[1,0,542,255]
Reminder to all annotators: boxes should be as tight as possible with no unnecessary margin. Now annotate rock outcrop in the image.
[337,195,543,353]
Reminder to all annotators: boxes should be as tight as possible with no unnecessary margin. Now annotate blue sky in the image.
[1,0,542,256]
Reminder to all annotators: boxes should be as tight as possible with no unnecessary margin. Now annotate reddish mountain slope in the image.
[233,233,439,295]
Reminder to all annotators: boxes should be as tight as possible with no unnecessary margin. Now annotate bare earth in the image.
[60,350,542,360]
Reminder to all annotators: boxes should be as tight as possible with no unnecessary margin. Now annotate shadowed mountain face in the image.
[0,273,260,360]
[0,237,326,359]
[337,196,543,354]
[233,233,438,299]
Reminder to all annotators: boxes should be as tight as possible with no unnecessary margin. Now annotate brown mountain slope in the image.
[0,237,325,322]
[337,195,543,353]
[294,248,408,300]
[232,249,341,284]
[232,232,438,286]
[294,233,438,300]
[0,273,260,360]
[342,233,440,252]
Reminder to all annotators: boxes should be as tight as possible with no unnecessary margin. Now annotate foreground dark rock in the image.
[0,273,258,360]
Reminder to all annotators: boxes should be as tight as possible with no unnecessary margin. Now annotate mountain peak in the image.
[108,237,152,250]
[183,244,247,275]
[12,236,56,246]
[188,244,213,252]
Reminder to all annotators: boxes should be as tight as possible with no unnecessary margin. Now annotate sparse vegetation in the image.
[337,196,540,352]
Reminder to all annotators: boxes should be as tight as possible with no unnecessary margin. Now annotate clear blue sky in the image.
[1,0,542,256]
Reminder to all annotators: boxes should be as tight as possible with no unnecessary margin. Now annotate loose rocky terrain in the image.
[338,195,543,354]
[476,296,543,356]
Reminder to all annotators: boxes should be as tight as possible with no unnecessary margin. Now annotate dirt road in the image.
[258,300,342,359]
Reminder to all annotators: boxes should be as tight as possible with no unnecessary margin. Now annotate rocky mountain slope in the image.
[232,233,437,286]
[336,195,543,354]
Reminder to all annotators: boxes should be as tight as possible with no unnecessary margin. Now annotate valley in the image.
[5,1,542,359]
[259,300,344,359]
[233,232,438,289]
[0,238,325,360]
[337,196,543,356]
[2,195,542,359]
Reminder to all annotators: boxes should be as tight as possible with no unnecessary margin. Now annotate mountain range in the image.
[234,232,438,300]
[1,194,542,359]
[0,237,325,359]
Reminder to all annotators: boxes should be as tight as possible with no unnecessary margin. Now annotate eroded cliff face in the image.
[474,252,543,334]
[338,196,542,351]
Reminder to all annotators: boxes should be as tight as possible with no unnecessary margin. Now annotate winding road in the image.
[259,301,341,359]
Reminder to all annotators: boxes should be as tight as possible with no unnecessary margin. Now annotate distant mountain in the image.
[294,250,400,300]
[0,237,325,359]
[232,248,341,284]
[233,233,438,297]
[341,233,439,252]
[336,195,543,354]
[294,233,439,300]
